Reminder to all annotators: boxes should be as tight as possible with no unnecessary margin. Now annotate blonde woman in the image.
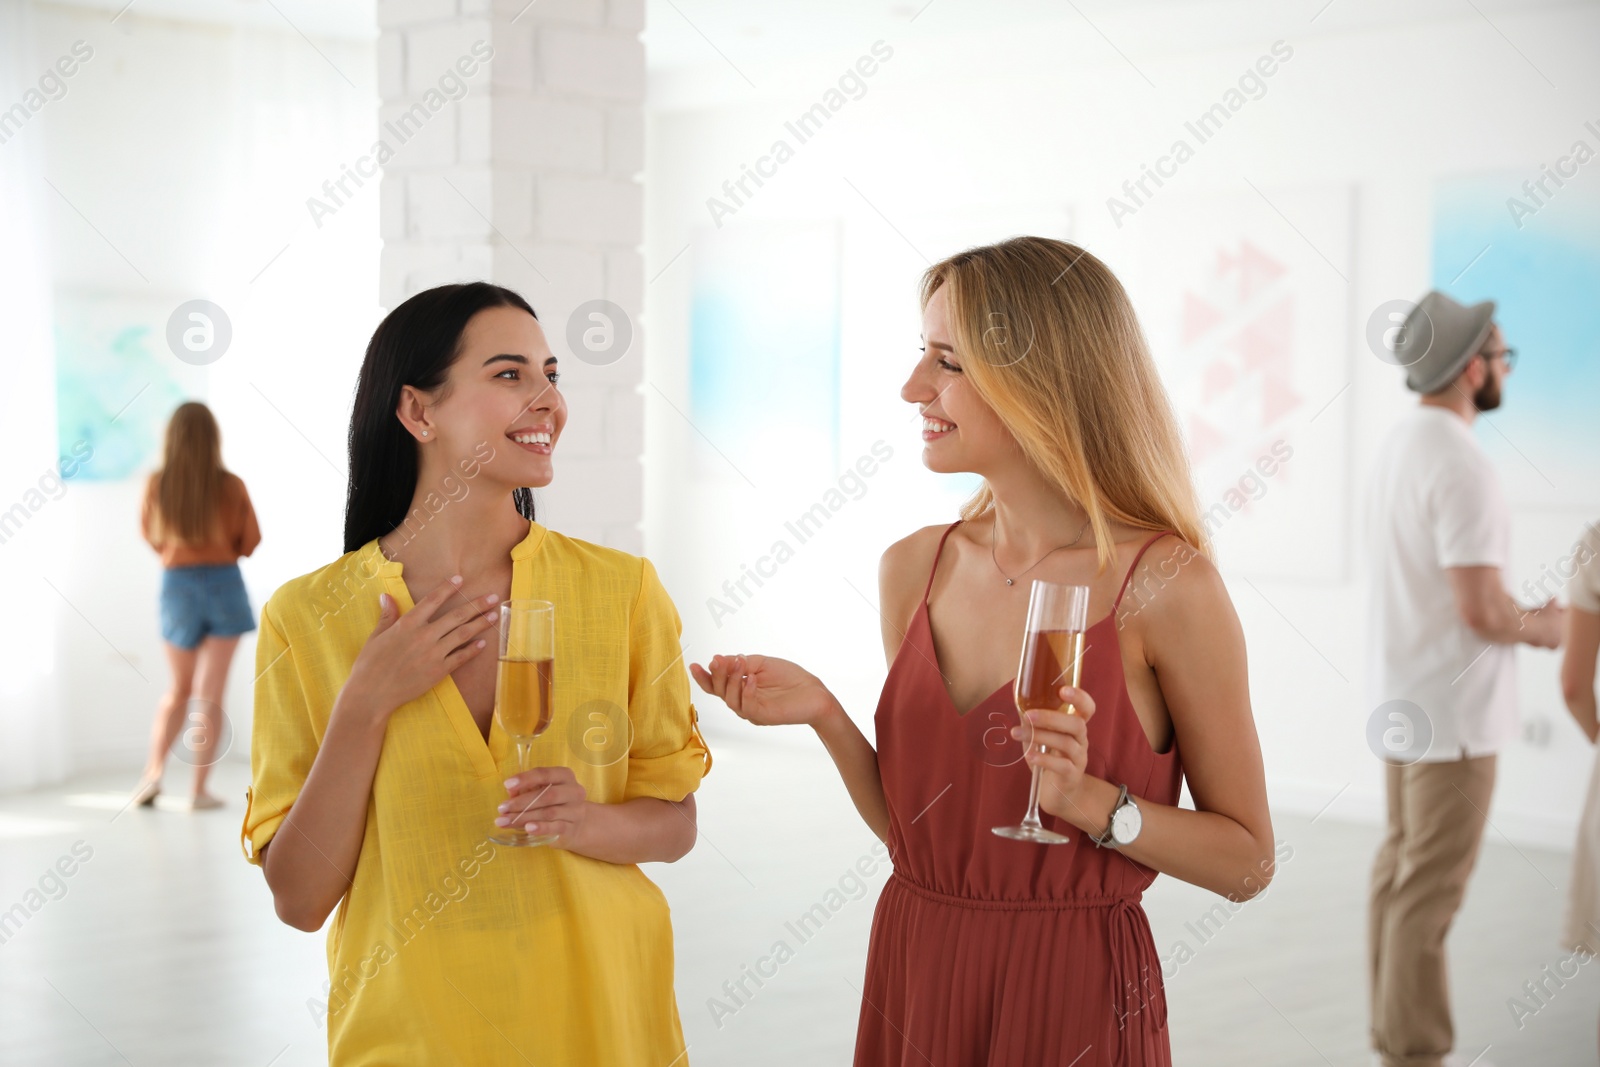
[692,238,1275,1066]
[135,401,261,810]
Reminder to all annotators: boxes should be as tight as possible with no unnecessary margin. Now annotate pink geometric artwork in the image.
[1201,359,1236,405]
[1228,294,1301,425]
[1132,186,1353,580]
[1217,240,1288,301]
[1181,292,1224,344]
[1176,243,1302,452]
[1187,413,1231,464]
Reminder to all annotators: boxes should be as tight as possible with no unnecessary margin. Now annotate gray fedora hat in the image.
[1394,290,1496,394]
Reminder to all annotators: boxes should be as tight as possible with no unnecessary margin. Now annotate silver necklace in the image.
[989,514,1091,586]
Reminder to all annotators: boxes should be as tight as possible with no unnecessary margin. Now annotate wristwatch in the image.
[1092,784,1142,849]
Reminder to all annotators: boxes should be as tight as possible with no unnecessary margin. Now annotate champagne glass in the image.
[992,580,1090,845]
[488,599,559,848]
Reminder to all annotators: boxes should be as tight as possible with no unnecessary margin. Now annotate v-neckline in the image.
[382,573,507,777]
[361,523,546,779]
[915,596,1119,718]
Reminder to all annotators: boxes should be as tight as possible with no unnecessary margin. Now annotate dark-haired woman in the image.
[134,401,261,810]
[241,283,710,1066]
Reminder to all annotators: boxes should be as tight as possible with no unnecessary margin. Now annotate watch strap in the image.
[1092,783,1130,848]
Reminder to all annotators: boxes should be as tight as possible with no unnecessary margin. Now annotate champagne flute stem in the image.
[516,738,533,839]
[1023,758,1046,829]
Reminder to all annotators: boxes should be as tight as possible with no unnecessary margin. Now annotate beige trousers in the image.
[1368,753,1497,1067]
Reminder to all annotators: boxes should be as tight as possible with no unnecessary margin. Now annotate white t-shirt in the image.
[1365,405,1516,761]
[1571,522,1600,615]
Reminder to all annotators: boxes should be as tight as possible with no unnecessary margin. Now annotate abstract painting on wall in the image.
[690,221,842,486]
[55,293,194,482]
[1130,187,1354,581]
[1432,172,1600,507]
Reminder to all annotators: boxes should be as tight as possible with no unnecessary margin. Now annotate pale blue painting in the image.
[55,294,190,481]
[690,222,841,486]
[1432,173,1600,505]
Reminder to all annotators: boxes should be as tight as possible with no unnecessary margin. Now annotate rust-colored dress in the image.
[857,521,1184,1067]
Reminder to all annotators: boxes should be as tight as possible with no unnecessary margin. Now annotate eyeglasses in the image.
[1481,346,1518,372]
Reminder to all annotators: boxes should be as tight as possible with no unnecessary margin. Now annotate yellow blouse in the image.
[241,521,711,1066]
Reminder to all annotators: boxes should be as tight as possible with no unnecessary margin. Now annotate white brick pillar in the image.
[377,0,646,552]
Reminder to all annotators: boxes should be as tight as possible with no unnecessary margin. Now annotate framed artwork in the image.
[690,220,843,487]
[55,292,195,482]
[1130,186,1354,581]
[1433,172,1600,507]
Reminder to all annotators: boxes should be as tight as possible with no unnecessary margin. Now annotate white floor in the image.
[0,734,1593,1066]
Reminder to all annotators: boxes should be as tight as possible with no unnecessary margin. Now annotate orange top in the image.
[141,471,261,568]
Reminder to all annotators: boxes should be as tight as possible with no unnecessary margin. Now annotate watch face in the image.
[1112,802,1142,845]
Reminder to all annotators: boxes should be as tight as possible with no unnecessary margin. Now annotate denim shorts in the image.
[160,563,257,650]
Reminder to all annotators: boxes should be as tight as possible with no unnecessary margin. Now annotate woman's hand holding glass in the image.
[689,654,841,729]
[498,766,588,846]
[1016,683,1097,822]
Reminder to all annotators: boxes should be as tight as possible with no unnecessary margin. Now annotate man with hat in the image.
[1365,290,1564,1067]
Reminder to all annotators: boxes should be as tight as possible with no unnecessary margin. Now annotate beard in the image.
[1472,375,1502,412]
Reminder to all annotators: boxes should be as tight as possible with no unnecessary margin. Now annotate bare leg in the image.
[142,642,198,787]
[189,634,241,802]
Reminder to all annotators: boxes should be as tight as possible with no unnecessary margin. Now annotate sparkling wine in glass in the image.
[992,580,1090,845]
[488,599,559,848]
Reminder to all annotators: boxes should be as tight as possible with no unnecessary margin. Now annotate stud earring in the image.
[420,430,428,437]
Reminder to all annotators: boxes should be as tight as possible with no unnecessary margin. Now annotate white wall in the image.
[13,0,1597,845]
[19,0,649,785]
[642,0,1600,847]
[375,0,649,549]
[20,2,381,778]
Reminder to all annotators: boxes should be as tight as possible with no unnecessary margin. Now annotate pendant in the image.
[1005,578,1013,586]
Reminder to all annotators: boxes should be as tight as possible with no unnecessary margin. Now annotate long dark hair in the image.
[344,282,538,554]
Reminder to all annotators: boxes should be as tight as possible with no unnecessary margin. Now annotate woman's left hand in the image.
[498,767,588,848]
[1011,684,1097,820]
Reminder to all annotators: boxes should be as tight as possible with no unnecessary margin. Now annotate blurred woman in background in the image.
[1560,520,1600,1055]
[134,400,261,810]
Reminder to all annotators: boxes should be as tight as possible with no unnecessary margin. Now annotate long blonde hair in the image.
[922,236,1209,575]
[152,401,228,545]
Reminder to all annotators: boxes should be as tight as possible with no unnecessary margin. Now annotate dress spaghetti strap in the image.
[922,521,964,605]
[1112,531,1176,612]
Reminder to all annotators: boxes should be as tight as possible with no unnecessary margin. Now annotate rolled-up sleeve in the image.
[622,558,711,803]
[241,601,317,866]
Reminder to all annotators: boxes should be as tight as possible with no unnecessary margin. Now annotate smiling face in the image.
[407,304,566,489]
[900,284,1017,475]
